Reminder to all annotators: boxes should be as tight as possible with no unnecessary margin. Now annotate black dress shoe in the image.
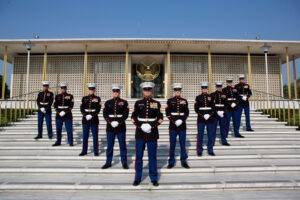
[181,162,190,169]
[34,136,42,140]
[197,152,203,157]
[48,137,53,140]
[246,128,254,132]
[122,163,129,169]
[94,153,99,157]
[167,163,174,169]
[79,152,87,156]
[235,134,244,138]
[132,180,140,186]
[208,152,216,156]
[52,143,61,146]
[152,181,159,187]
[69,144,74,146]
[101,163,111,169]
[222,142,230,146]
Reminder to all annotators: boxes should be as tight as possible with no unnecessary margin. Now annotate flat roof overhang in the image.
[0,38,300,63]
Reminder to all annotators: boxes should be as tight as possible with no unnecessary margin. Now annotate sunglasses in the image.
[143,87,152,91]
[88,87,95,90]
[112,89,120,93]
[174,88,182,91]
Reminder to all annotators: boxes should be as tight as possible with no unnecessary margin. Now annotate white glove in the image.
[111,121,119,128]
[217,111,224,118]
[242,96,247,101]
[175,119,183,127]
[40,107,46,113]
[231,103,236,108]
[204,114,210,120]
[59,111,66,117]
[86,114,92,121]
[141,123,151,133]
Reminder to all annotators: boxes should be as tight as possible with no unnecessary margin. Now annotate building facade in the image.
[1,38,300,100]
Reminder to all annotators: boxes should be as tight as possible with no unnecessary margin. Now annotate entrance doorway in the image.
[131,55,165,98]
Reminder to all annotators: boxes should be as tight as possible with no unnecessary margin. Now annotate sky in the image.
[0,0,300,87]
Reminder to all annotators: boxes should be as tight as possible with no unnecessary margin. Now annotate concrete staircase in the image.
[0,99,300,198]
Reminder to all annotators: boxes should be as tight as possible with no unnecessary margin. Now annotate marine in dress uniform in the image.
[52,82,74,146]
[222,78,244,138]
[235,75,254,132]
[194,82,217,156]
[131,82,163,187]
[35,81,54,140]
[165,83,190,169]
[211,82,230,146]
[79,83,101,156]
[102,84,129,169]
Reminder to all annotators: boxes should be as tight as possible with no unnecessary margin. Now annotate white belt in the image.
[40,102,49,105]
[108,114,123,118]
[137,117,156,122]
[84,109,96,112]
[170,112,185,116]
[215,104,224,107]
[240,95,247,97]
[227,98,236,101]
[58,106,69,109]
[199,107,212,110]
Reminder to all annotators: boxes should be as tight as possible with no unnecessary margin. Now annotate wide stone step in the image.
[1,131,299,138]
[0,171,299,184]
[0,145,299,152]
[0,158,299,168]
[2,125,295,131]
[0,165,300,174]
[1,140,300,146]
[0,179,299,191]
[12,120,287,126]
[1,137,300,142]
[1,148,298,156]
[1,190,299,200]
[1,154,300,161]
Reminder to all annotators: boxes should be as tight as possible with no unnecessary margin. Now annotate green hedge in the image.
[259,108,300,127]
[0,108,36,126]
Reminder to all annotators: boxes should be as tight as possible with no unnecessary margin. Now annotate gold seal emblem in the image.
[136,56,160,81]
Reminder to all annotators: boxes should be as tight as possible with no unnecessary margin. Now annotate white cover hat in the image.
[87,83,96,88]
[111,84,122,90]
[172,83,183,89]
[140,82,155,89]
[59,82,67,87]
[42,81,50,86]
